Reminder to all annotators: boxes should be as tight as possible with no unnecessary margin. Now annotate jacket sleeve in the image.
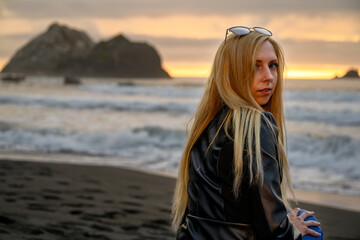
[250,112,298,240]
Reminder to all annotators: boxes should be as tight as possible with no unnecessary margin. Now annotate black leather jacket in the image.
[177,105,299,240]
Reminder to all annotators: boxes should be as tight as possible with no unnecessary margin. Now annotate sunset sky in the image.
[0,0,359,79]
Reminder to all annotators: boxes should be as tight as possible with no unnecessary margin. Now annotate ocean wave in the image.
[0,95,197,114]
[1,94,360,126]
[79,84,204,98]
[285,107,360,126]
[291,167,360,196]
[0,122,359,195]
[0,124,187,172]
[287,132,360,180]
[285,90,360,102]
[81,85,360,103]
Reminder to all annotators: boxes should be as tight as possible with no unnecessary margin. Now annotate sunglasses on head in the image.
[225,26,272,42]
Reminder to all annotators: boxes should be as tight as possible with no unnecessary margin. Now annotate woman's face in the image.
[250,40,278,106]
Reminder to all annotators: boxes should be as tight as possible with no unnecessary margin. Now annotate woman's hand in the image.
[288,208,322,237]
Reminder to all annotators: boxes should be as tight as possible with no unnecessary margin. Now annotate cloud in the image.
[283,39,360,66]
[1,25,359,68]
[0,33,34,56]
[269,14,360,42]
[1,0,359,76]
[0,18,37,36]
[149,37,360,67]
[130,35,221,62]
[2,0,359,19]
[90,13,359,42]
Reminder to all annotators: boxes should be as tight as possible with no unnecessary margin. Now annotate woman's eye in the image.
[269,63,279,69]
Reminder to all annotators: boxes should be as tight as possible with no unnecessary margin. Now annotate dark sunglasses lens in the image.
[229,27,250,35]
[253,27,272,36]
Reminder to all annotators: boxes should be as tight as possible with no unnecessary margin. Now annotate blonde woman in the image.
[172,27,322,240]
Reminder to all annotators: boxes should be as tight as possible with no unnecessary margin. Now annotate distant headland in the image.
[333,68,359,80]
[1,22,170,79]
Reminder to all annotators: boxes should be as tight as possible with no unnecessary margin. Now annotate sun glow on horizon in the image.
[1,56,355,81]
[164,62,212,78]
[165,62,355,80]
[285,65,357,80]
[0,59,8,72]
[286,70,335,80]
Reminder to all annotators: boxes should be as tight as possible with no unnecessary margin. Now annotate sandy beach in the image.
[0,153,360,240]
[0,158,175,240]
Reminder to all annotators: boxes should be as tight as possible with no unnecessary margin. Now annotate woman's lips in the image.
[257,88,272,95]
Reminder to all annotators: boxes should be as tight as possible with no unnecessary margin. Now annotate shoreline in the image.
[1,150,360,213]
[1,156,360,239]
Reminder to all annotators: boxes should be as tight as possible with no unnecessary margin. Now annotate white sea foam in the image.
[285,107,360,126]
[285,90,360,102]
[288,133,360,178]
[0,124,185,172]
[79,84,204,98]
[1,121,359,195]
[0,78,359,196]
[0,94,197,113]
[1,92,359,126]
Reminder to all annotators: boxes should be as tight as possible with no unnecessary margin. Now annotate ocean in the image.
[0,76,359,196]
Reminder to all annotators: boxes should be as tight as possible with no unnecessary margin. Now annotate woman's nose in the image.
[263,67,273,82]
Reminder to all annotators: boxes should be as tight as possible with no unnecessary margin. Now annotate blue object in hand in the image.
[298,209,323,240]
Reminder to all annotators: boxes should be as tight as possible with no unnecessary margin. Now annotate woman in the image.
[172,26,322,239]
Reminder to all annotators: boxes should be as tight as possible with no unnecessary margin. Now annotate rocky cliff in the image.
[2,23,170,78]
[333,68,360,80]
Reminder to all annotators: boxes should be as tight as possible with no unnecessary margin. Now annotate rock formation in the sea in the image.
[60,34,170,78]
[333,68,359,80]
[64,76,82,85]
[1,23,170,79]
[2,23,94,76]
[1,73,26,83]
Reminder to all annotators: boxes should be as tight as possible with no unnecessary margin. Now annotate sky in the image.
[0,0,359,79]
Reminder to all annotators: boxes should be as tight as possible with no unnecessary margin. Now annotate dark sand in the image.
[0,159,175,240]
[0,158,360,240]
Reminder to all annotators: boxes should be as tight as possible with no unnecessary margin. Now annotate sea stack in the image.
[2,23,94,76]
[341,69,359,79]
[69,34,170,78]
[333,68,360,80]
[1,23,171,79]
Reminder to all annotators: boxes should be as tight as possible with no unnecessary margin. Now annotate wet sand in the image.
[0,157,360,240]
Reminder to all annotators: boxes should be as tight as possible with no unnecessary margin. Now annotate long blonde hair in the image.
[172,31,293,229]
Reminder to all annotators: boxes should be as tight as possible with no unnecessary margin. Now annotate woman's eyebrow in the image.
[256,58,278,62]
[256,59,278,63]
